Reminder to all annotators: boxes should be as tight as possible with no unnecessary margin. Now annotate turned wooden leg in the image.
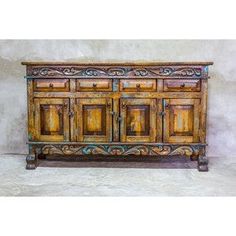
[198,156,208,172]
[26,154,37,169]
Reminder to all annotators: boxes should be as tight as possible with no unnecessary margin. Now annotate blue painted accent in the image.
[112,79,119,91]
[204,66,208,73]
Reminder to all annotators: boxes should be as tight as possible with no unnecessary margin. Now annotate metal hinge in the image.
[68,111,74,117]
[159,111,166,116]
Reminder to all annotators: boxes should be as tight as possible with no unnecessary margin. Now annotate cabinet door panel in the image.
[34,98,69,141]
[120,99,157,142]
[75,98,112,142]
[163,99,200,143]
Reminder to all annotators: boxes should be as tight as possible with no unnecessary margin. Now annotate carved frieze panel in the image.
[26,65,208,79]
[40,144,203,157]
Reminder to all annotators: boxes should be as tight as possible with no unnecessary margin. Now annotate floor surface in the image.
[0,154,236,196]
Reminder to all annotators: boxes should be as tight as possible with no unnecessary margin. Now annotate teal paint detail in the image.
[28,133,32,141]
[112,79,119,91]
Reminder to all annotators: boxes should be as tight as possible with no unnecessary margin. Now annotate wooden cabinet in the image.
[120,98,157,142]
[34,98,70,142]
[163,79,200,92]
[77,79,112,91]
[120,79,157,92]
[22,62,213,171]
[163,99,200,143]
[75,98,112,142]
[34,79,70,92]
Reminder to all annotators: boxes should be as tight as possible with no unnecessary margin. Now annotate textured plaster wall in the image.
[0,40,235,159]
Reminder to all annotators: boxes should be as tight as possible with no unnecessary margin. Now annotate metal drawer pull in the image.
[68,111,74,117]
[49,83,54,88]
[93,83,97,88]
[180,83,185,88]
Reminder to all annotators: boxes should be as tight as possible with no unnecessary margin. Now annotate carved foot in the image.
[198,156,208,172]
[26,155,37,170]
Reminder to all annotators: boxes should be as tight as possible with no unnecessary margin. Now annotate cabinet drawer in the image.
[77,79,112,91]
[34,79,70,92]
[120,79,157,92]
[163,79,201,92]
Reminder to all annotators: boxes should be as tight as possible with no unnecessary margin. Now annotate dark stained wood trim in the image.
[27,141,207,146]
[22,63,213,79]
[22,61,214,66]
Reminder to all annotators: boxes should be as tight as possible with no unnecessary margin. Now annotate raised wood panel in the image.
[83,105,106,135]
[77,79,112,91]
[126,105,150,136]
[34,79,70,92]
[75,98,112,142]
[120,98,158,142]
[40,104,63,135]
[164,79,201,92]
[120,79,157,92]
[163,99,200,143]
[34,98,69,141]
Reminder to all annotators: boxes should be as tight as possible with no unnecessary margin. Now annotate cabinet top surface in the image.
[21,61,213,66]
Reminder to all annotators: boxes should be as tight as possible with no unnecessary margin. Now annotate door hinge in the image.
[159,111,166,116]
[68,111,74,117]
[117,116,122,122]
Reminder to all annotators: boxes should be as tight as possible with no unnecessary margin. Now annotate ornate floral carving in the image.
[27,65,205,78]
[148,67,202,77]
[40,144,202,157]
[42,145,84,155]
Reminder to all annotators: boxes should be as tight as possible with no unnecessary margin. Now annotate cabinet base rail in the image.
[26,143,208,172]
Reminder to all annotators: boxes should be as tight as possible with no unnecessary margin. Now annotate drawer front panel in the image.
[34,79,70,92]
[120,79,157,92]
[163,79,201,92]
[77,79,112,91]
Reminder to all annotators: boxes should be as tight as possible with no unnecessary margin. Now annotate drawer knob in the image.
[49,83,54,88]
[180,83,185,88]
[136,83,141,90]
[93,83,97,88]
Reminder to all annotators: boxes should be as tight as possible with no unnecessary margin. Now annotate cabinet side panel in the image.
[200,79,208,143]
[27,79,35,140]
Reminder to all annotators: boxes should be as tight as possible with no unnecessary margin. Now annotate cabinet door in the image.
[75,98,112,142]
[163,99,200,143]
[34,98,69,141]
[120,99,157,142]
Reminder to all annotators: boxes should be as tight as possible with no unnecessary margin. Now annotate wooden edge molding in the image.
[21,61,214,66]
[22,62,213,79]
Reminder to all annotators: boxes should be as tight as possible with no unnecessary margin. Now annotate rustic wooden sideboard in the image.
[22,62,213,171]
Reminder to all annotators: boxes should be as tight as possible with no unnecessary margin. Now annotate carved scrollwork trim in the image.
[40,144,203,157]
[26,65,206,78]
[42,145,84,155]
